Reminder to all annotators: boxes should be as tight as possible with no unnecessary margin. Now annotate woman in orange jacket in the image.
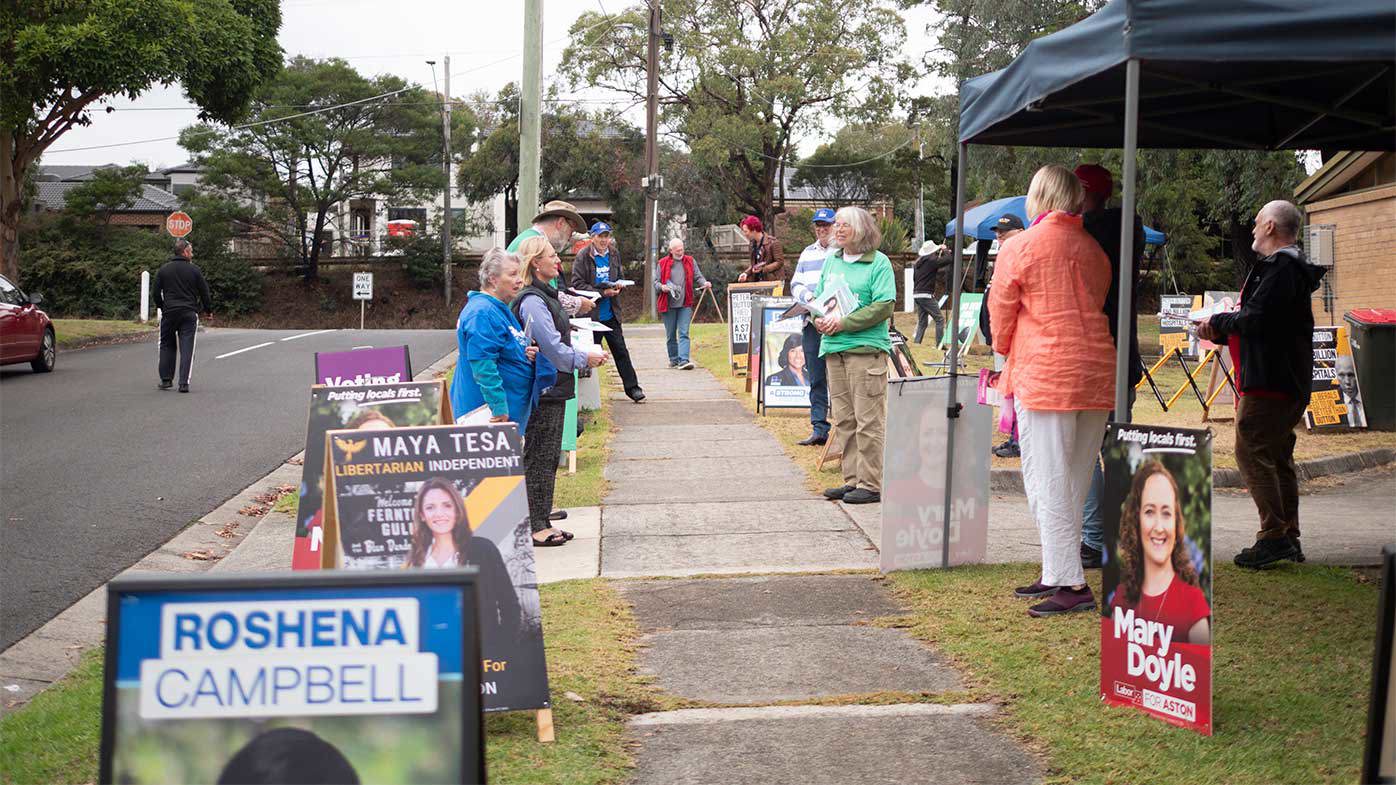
[987,164,1115,618]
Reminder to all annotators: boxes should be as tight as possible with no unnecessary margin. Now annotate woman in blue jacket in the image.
[451,248,549,431]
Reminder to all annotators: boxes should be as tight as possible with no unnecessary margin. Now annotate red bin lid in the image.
[1347,308,1396,325]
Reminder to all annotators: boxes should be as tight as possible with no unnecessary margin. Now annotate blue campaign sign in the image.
[100,570,484,785]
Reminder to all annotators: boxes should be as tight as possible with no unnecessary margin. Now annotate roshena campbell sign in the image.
[99,570,485,785]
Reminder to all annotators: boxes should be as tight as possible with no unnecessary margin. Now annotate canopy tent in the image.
[945,194,1166,244]
[959,0,1395,150]
[926,0,1395,568]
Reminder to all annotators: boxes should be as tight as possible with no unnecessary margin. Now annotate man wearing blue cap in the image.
[572,221,644,402]
[789,207,836,445]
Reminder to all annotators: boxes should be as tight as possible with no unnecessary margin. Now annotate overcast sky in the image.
[44,0,947,169]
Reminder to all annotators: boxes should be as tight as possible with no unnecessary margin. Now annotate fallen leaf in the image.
[288,456,304,465]
[238,504,269,517]
[182,549,219,561]
[565,691,585,702]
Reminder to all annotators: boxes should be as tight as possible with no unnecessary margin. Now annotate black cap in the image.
[992,214,1025,233]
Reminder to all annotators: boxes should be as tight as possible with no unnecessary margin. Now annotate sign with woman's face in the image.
[760,303,810,409]
[1099,423,1214,735]
[322,424,550,714]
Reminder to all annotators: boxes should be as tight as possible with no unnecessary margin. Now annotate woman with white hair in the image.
[814,206,897,506]
[655,236,710,369]
[987,164,1115,617]
[451,247,541,431]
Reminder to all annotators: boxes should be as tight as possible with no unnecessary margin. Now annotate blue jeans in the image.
[662,306,693,364]
[1081,388,1135,552]
[802,323,830,438]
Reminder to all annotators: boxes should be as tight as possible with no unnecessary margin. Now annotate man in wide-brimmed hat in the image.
[507,200,593,317]
[508,200,587,254]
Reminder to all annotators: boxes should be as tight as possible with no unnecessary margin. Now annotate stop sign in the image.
[166,211,193,238]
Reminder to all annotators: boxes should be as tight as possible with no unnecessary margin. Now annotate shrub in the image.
[877,214,911,255]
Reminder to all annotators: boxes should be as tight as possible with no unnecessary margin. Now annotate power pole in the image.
[518,0,543,240]
[913,123,925,249]
[641,0,661,319]
[442,55,453,305]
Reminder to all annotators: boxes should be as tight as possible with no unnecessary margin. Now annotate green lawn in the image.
[0,579,655,785]
[692,318,1381,784]
[51,319,154,349]
[889,563,1378,785]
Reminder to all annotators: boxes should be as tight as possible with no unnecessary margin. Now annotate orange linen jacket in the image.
[987,211,1116,411]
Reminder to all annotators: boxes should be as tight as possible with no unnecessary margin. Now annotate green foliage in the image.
[181,190,264,315]
[876,213,911,254]
[386,234,448,290]
[62,165,149,222]
[792,124,922,209]
[18,215,166,318]
[457,85,645,242]
[561,0,913,224]
[182,57,461,279]
[780,208,817,255]
[2,0,282,281]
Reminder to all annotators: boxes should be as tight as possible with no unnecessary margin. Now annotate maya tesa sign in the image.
[166,211,193,238]
[98,570,486,785]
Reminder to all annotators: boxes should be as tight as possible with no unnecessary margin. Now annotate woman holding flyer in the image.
[1113,462,1211,644]
[988,164,1114,617]
[451,248,542,431]
[814,206,897,506]
[405,478,521,646]
[513,236,608,547]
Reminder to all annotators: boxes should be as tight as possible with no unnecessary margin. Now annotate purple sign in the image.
[314,345,413,386]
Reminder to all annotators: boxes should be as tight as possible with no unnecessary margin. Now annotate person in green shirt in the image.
[813,205,896,505]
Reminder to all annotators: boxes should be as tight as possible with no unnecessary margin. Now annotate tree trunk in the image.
[1,131,23,282]
[1227,215,1257,288]
[306,210,326,281]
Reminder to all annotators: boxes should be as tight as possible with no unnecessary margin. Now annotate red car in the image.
[0,274,55,373]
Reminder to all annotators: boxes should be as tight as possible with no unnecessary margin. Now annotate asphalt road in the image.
[0,327,455,650]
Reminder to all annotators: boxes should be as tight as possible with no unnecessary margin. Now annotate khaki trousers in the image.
[825,351,888,492]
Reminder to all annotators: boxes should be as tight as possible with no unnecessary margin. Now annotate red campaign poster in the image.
[1099,423,1214,735]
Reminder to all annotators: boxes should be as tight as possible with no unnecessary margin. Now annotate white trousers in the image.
[1014,402,1109,588]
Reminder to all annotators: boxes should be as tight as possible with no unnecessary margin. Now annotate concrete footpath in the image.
[603,325,1039,785]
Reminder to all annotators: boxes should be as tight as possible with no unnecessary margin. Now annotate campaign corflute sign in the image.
[99,571,485,785]
[1099,423,1213,735]
[313,345,412,386]
[292,381,450,571]
[322,423,551,713]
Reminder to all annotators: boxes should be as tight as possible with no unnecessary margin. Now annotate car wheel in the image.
[31,328,55,373]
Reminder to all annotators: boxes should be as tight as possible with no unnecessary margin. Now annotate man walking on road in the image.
[572,222,645,403]
[1196,199,1324,569]
[790,207,836,445]
[154,238,212,393]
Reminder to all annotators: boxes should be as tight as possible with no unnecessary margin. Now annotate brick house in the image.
[33,165,183,229]
[1294,151,1396,322]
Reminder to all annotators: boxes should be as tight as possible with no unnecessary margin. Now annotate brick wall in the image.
[1304,184,1396,324]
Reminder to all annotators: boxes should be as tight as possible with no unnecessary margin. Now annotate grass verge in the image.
[0,579,654,785]
[887,562,1379,785]
[51,319,154,349]
[553,367,617,509]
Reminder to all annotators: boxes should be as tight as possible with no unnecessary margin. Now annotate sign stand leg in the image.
[360,300,365,331]
[535,708,555,743]
[567,451,577,474]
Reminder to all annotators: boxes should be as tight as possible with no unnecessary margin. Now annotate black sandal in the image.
[559,530,575,541]
[532,532,568,547]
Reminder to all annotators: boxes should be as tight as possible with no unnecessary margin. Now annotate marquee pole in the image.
[1116,59,1140,421]
[940,141,970,568]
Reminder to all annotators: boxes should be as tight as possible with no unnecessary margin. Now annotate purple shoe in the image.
[1013,580,1057,599]
[1027,586,1096,617]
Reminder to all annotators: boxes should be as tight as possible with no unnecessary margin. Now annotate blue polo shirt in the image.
[592,250,614,321]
